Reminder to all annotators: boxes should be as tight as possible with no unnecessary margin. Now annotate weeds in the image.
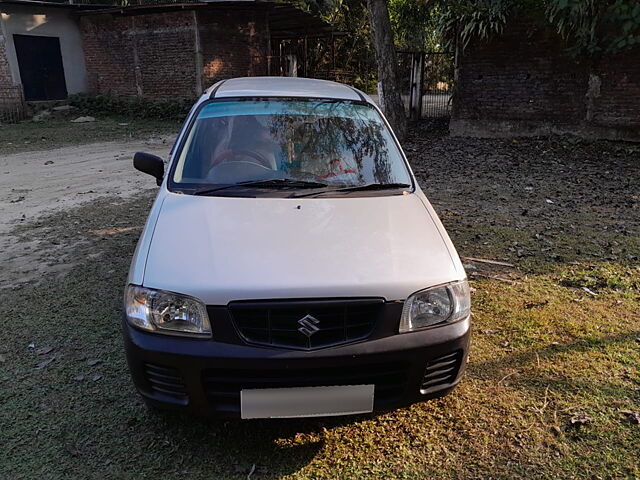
[68,94,193,120]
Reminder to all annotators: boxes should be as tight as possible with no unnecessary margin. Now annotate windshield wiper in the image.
[192,178,328,196]
[290,182,411,198]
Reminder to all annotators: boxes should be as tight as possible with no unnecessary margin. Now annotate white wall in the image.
[0,4,87,95]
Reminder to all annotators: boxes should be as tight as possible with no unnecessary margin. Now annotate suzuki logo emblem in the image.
[297,314,320,338]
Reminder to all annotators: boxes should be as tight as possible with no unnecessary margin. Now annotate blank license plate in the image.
[241,384,375,419]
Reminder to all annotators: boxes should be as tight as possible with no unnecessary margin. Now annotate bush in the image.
[67,94,193,120]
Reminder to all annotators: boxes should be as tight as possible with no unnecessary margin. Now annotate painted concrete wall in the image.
[0,4,87,96]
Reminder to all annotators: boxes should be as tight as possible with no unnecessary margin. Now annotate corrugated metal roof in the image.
[0,0,106,10]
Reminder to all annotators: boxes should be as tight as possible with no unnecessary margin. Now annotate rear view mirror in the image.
[134,152,164,186]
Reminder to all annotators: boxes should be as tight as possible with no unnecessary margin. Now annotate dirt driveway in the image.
[0,135,174,288]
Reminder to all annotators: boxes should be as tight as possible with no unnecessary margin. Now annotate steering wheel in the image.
[211,149,272,169]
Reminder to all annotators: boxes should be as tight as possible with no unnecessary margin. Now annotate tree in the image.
[389,0,444,51]
[366,0,407,140]
[435,0,640,57]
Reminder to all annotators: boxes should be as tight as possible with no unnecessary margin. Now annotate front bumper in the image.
[123,316,471,418]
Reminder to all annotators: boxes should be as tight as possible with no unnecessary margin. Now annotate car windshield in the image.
[171,99,412,194]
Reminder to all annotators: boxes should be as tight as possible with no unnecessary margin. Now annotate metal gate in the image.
[398,51,455,120]
[0,86,27,124]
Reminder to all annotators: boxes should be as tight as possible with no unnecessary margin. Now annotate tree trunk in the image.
[366,0,407,140]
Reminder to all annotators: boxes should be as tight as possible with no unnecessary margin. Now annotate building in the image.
[78,1,338,99]
[0,0,338,117]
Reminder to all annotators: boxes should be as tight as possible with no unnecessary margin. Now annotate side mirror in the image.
[134,152,164,186]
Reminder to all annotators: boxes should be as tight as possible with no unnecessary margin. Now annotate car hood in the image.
[143,192,461,304]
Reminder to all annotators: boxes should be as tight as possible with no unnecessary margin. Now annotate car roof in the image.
[206,77,367,102]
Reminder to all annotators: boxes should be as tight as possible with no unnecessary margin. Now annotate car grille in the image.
[420,350,463,394]
[202,361,409,413]
[144,363,188,404]
[228,298,383,350]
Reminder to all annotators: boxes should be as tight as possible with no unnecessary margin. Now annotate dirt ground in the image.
[0,121,638,480]
[3,121,636,289]
[0,134,174,288]
[407,122,640,271]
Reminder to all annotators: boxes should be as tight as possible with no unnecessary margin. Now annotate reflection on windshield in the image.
[172,100,411,190]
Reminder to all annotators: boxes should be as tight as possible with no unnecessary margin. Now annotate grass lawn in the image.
[0,116,180,155]
[0,130,638,479]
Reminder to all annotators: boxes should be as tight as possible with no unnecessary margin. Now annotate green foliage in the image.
[437,0,514,51]
[389,0,445,51]
[323,0,378,92]
[286,0,637,90]
[67,93,192,120]
[547,0,640,55]
[435,0,640,57]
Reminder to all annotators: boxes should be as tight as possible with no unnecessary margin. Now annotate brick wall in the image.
[591,48,640,136]
[198,7,268,86]
[0,31,24,120]
[80,11,198,99]
[79,6,269,101]
[451,19,640,141]
[0,31,13,87]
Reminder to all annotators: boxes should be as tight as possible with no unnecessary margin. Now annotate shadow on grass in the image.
[468,329,640,403]
[471,330,640,379]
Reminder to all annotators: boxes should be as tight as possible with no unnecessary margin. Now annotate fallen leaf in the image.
[87,359,102,367]
[66,443,81,457]
[525,300,549,309]
[36,356,56,369]
[569,413,593,427]
[73,375,85,381]
[36,346,54,355]
[92,375,102,382]
[620,410,640,425]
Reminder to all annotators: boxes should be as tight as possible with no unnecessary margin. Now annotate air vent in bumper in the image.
[420,350,463,394]
[144,363,188,404]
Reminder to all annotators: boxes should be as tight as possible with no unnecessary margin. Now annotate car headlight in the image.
[399,280,470,333]
[124,285,211,337]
